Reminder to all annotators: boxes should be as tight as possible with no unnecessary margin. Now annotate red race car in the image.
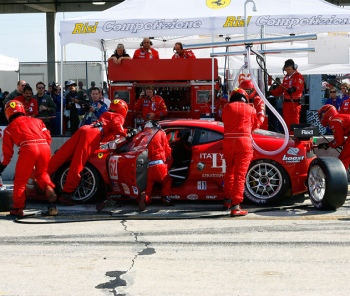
[26,119,348,210]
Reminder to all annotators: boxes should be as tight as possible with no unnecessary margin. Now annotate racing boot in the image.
[230,204,248,217]
[223,198,232,210]
[45,185,57,203]
[161,196,174,206]
[47,203,58,216]
[58,192,77,206]
[9,208,24,217]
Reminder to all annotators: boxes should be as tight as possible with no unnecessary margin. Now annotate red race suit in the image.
[204,97,228,121]
[14,95,39,117]
[270,71,304,131]
[250,95,266,129]
[222,102,258,206]
[134,95,168,120]
[48,111,127,193]
[339,98,350,114]
[144,128,172,200]
[172,50,196,59]
[1,116,54,209]
[133,48,159,59]
[328,113,350,170]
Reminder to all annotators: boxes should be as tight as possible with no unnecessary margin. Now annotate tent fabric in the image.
[60,0,350,74]
[60,0,350,49]
[0,53,19,71]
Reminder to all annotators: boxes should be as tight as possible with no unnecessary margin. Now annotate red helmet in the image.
[109,99,128,118]
[318,104,338,126]
[4,100,26,122]
[229,88,249,103]
[239,79,256,100]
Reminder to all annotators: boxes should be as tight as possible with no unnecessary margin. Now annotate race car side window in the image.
[192,128,223,145]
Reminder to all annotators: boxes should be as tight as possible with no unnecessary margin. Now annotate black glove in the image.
[266,91,271,97]
[317,143,329,150]
[287,87,296,94]
[126,129,137,139]
[0,163,7,175]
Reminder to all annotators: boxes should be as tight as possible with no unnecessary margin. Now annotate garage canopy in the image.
[0,53,19,71]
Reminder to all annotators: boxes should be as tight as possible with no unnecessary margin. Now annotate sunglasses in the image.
[330,91,336,93]
[37,86,45,89]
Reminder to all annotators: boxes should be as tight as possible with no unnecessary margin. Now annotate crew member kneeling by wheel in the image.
[222,88,258,217]
[0,100,58,217]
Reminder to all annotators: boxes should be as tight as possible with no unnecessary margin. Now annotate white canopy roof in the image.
[0,53,19,71]
[60,0,350,75]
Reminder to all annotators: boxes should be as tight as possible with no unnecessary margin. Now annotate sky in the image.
[0,12,103,63]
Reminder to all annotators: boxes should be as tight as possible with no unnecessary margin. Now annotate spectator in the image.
[78,81,86,93]
[87,81,96,97]
[222,88,258,216]
[4,80,26,104]
[51,84,66,136]
[138,120,174,211]
[45,82,56,98]
[134,85,167,122]
[0,100,57,217]
[317,104,350,171]
[48,99,130,206]
[80,87,108,126]
[326,87,343,111]
[133,38,159,59]
[14,84,38,117]
[65,80,87,135]
[204,89,227,121]
[269,59,305,132]
[172,42,196,59]
[34,82,57,131]
[108,44,131,64]
[340,82,349,101]
[239,79,266,129]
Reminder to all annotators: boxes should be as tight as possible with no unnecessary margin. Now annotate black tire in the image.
[307,157,348,210]
[0,189,13,211]
[244,159,290,205]
[53,162,105,203]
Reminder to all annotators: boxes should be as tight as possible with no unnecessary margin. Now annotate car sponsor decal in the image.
[132,186,138,195]
[200,153,226,173]
[109,155,121,180]
[197,162,205,171]
[122,183,130,195]
[125,155,136,158]
[201,173,225,178]
[197,181,207,190]
[282,147,305,163]
[98,153,103,158]
[111,181,121,192]
[187,194,199,200]
[206,195,218,200]
[169,195,181,200]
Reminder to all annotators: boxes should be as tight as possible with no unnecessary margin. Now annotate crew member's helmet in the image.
[229,88,249,103]
[318,104,338,127]
[109,99,128,118]
[239,79,256,100]
[4,100,26,122]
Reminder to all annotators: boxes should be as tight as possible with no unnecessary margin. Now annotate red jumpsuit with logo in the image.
[270,71,304,131]
[339,98,350,114]
[48,112,126,193]
[327,114,350,170]
[172,50,196,59]
[250,95,266,129]
[144,128,172,200]
[14,95,39,117]
[134,95,168,120]
[222,102,258,206]
[204,97,228,121]
[1,116,54,209]
[133,48,159,59]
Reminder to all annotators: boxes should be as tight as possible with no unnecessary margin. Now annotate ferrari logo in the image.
[206,0,230,9]
[98,153,103,158]
[113,99,120,104]
[9,101,16,108]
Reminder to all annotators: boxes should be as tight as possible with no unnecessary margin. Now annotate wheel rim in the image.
[246,162,283,200]
[60,167,97,202]
[307,164,326,203]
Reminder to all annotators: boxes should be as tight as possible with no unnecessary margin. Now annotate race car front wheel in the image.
[53,162,105,203]
[307,157,348,210]
[244,159,290,205]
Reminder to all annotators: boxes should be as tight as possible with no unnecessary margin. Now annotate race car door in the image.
[107,129,158,198]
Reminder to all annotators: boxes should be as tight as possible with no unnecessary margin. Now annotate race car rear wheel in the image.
[53,162,105,203]
[244,159,290,205]
[307,157,348,210]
